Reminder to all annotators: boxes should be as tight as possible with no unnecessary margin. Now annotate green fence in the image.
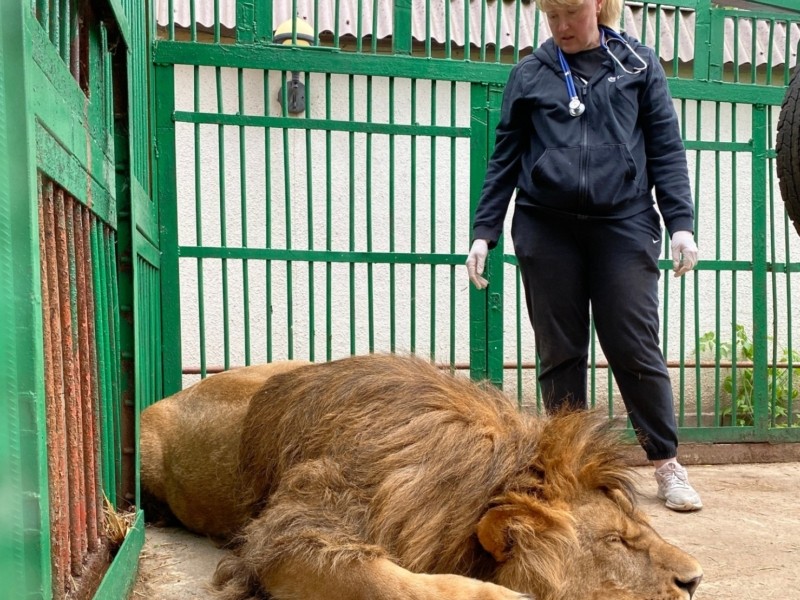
[153,0,800,444]
[1,0,156,597]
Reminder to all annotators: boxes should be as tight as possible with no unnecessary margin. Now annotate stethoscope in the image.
[557,26,649,118]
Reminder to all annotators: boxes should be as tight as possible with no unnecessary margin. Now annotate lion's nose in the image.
[676,574,702,598]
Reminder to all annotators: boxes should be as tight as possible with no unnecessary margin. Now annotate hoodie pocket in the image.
[586,144,637,212]
[530,144,637,213]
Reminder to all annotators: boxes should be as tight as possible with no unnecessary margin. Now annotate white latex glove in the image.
[466,239,489,289]
[670,230,698,277]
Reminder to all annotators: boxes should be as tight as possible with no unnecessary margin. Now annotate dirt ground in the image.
[130,462,800,600]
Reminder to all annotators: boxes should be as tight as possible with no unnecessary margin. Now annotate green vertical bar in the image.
[469,82,505,383]
[1,2,51,595]
[388,77,397,352]
[393,0,411,54]
[751,103,769,431]
[109,232,124,499]
[695,0,713,81]
[238,69,251,364]
[429,80,437,359]
[409,78,417,352]
[195,67,207,377]
[280,73,294,359]
[366,76,375,353]
[304,72,316,360]
[264,70,274,362]
[216,67,230,369]
[324,73,332,360]
[448,82,457,366]
[154,64,182,396]
[349,74,356,355]
[93,222,114,501]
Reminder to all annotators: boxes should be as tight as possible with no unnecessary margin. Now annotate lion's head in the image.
[476,410,702,600]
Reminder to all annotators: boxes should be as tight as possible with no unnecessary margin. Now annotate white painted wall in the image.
[170,63,800,415]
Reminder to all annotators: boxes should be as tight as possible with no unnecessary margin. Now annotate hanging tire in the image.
[776,66,800,238]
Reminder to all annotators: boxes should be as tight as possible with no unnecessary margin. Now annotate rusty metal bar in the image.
[54,190,87,577]
[40,178,69,600]
[73,200,99,551]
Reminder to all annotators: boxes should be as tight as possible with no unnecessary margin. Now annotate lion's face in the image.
[478,489,702,600]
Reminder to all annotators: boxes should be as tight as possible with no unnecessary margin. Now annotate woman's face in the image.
[545,0,603,54]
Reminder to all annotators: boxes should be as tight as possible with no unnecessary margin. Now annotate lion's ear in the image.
[476,504,530,562]
[477,500,571,563]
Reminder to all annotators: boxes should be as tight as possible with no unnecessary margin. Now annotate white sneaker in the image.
[655,462,703,512]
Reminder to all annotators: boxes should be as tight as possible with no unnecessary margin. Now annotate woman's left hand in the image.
[670,231,698,277]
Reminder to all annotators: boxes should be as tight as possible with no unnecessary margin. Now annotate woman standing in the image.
[466,0,702,511]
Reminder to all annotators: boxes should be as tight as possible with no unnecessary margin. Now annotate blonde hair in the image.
[536,0,624,30]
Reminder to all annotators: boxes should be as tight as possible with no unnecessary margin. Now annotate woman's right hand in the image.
[466,239,490,289]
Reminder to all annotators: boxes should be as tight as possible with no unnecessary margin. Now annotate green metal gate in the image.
[152,0,800,445]
[1,0,158,598]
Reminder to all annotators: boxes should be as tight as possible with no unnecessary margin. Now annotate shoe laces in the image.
[657,463,690,489]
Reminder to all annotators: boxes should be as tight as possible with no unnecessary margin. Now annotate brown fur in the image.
[139,361,309,540]
[200,353,703,600]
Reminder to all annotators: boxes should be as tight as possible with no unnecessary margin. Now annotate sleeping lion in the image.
[141,353,702,600]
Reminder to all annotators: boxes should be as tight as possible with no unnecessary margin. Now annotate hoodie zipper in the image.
[577,78,590,214]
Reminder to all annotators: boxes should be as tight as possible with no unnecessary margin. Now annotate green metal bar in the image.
[410,78,417,352]
[280,71,294,359]
[215,67,230,369]
[393,0,412,54]
[463,0,470,62]
[93,221,114,502]
[305,72,316,360]
[238,68,251,364]
[195,67,207,376]
[694,0,713,81]
[424,0,430,58]
[324,72,332,360]
[751,103,770,431]
[0,2,51,594]
[366,76,375,353]
[173,110,470,140]
[108,230,123,501]
[154,64,182,396]
[448,82,457,366]
[493,0,502,63]
[479,0,486,62]
[468,82,495,382]
[389,77,397,352]
[154,41,793,107]
[92,511,144,599]
[182,246,503,265]
[349,74,357,355]
[429,80,437,359]
[264,69,274,362]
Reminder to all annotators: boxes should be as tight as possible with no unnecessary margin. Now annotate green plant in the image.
[698,325,800,427]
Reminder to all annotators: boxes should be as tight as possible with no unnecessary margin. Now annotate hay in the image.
[103,495,137,550]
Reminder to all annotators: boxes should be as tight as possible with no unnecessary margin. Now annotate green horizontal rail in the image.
[179,246,466,265]
[173,110,470,137]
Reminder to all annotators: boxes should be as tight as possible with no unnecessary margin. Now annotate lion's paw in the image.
[413,572,532,600]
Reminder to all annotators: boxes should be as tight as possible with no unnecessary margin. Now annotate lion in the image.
[141,353,702,600]
[139,360,309,540]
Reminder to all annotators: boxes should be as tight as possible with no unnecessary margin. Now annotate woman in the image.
[465,0,702,511]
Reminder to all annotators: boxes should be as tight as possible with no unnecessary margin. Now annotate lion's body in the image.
[140,360,309,539]
[142,353,702,600]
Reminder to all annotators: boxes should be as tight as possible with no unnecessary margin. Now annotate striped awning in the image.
[156,0,800,67]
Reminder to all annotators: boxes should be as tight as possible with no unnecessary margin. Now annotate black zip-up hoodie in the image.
[472,31,695,248]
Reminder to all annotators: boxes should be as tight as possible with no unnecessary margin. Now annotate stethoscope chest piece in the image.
[568,97,585,117]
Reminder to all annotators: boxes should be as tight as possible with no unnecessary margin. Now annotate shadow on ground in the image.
[131,463,800,600]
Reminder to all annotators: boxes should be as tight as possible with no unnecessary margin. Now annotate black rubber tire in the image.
[776,66,800,238]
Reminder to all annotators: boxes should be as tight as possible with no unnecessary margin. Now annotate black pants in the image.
[512,206,678,461]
